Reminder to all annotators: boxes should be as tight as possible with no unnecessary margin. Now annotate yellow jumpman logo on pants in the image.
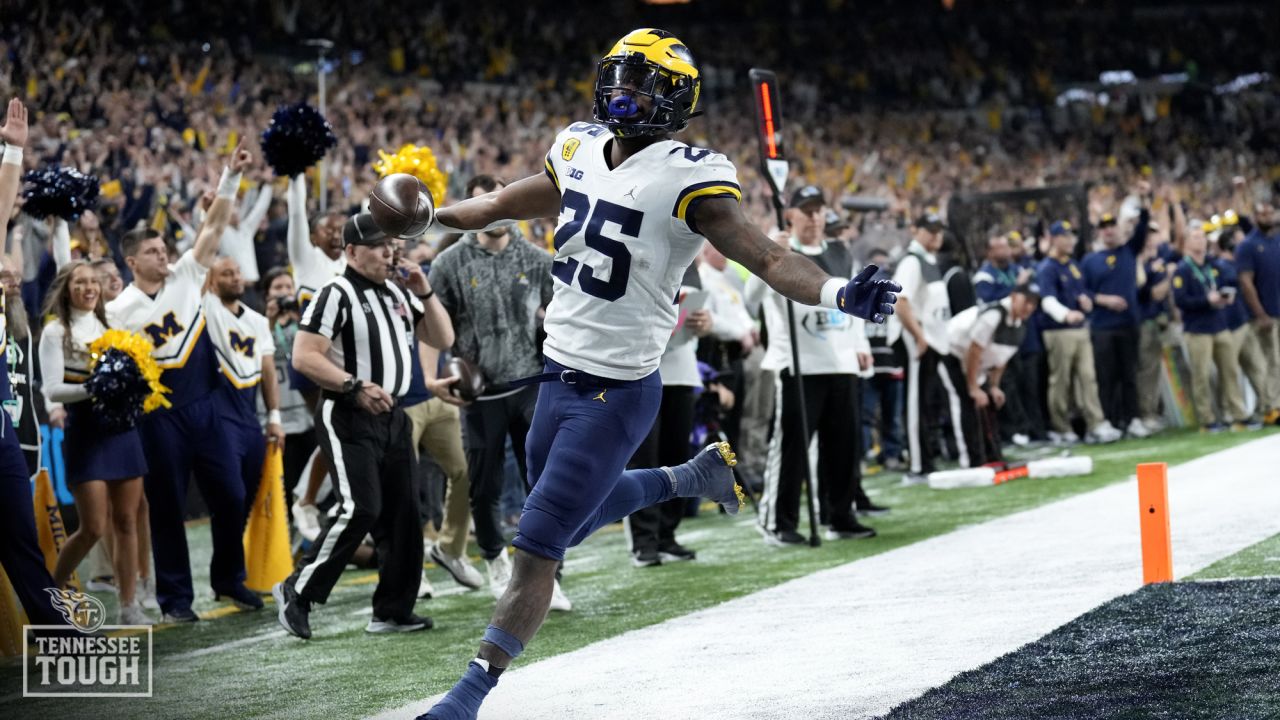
[592,391,607,403]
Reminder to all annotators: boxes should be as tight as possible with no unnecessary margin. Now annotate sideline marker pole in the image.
[1136,462,1173,584]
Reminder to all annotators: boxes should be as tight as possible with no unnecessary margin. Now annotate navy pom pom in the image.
[84,348,152,432]
[260,103,338,177]
[21,167,100,221]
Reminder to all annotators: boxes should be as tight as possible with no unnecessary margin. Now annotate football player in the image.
[405,30,899,720]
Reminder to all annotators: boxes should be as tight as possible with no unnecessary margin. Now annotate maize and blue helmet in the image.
[592,28,701,139]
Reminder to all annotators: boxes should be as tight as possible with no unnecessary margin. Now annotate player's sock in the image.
[420,661,497,720]
[668,442,742,514]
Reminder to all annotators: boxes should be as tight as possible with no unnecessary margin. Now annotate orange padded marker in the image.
[1137,462,1173,584]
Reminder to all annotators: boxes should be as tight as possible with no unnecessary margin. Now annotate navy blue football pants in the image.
[513,359,674,562]
[139,396,247,614]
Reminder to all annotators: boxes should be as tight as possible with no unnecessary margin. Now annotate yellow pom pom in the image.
[372,144,448,205]
[88,329,173,415]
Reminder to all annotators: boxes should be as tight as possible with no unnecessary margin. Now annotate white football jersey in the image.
[108,250,223,403]
[203,294,274,391]
[287,175,346,307]
[541,122,742,380]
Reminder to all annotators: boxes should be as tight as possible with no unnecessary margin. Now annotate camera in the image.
[275,296,300,315]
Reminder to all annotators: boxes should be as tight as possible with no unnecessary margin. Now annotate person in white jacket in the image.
[746,186,882,546]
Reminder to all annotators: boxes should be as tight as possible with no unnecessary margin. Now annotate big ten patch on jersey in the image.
[538,122,743,380]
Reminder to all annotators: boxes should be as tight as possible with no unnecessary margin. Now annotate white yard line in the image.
[371,434,1280,720]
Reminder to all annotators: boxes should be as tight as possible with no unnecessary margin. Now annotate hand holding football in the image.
[368,173,435,239]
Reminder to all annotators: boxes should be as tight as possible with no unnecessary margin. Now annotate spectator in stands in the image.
[1037,221,1122,445]
[1173,221,1245,432]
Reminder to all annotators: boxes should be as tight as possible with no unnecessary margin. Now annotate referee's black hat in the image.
[342,212,390,247]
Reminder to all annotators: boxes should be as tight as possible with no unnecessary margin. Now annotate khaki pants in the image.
[1042,327,1106,434]
[405,398,470,560]
[1185,331,1245,426]
[1232,324,1270,420]
[1136,320,1164,421]
[1254,321,1280,412]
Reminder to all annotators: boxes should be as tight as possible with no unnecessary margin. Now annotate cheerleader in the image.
[39,260,151,625]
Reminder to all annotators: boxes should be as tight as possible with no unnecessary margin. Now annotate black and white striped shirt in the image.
[300,267,424,398]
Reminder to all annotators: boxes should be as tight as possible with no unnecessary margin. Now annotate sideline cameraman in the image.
[261,267,315,501]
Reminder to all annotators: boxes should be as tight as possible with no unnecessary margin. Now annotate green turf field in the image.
[877,578,1280,720]
[1190,531,1280,581]
[1,427,1274,719]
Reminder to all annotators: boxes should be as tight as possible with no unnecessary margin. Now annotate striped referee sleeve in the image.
[301,282,349,340]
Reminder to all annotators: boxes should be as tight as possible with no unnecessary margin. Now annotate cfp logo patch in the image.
[561,138,580,161]
[23,589,153,697]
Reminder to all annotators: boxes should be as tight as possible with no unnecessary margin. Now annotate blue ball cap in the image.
[1049,220,1074,237]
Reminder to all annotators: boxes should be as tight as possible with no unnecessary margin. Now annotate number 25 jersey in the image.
[541,121,742,381]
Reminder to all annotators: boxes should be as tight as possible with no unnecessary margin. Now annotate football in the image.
[368,173,435,239]
[442,355,486,402]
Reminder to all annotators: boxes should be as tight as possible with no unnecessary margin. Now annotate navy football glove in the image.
[836,264,900,324]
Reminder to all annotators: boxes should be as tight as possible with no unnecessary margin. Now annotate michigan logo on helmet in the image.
[593,29,701,139]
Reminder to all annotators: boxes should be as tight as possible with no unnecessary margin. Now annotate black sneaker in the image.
[272,581,312,640]
[762,528,806,546]
[366,613,433,634]
[632,550,662,568]
[825,519,877,540]
[658,543,696,563]
[160,606,200,624]
[856,502,891,517]
[214,583,265,611]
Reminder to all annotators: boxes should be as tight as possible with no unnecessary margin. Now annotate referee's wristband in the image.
[267,409,282,426]
[416,288,435,301]
[1,145,21,167]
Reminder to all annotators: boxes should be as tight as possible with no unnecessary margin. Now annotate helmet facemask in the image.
[593,52,698,139]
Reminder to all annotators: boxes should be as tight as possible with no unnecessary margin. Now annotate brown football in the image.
[442,356,486,402]
[368,173,435,239]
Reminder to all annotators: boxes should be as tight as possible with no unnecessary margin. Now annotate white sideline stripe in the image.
[370,434,1280,720]
[169,630,288,661]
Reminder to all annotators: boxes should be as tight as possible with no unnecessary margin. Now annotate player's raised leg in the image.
[422,371,659,720]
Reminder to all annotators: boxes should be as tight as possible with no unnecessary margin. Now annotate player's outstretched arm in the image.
[433,172,561,233]
[695,197,900,323]
[194,140,253,267]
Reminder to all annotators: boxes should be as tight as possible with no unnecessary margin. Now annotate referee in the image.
[273,212,455,640]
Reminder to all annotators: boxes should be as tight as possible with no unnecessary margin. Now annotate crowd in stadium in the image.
[2,0,1279,629]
